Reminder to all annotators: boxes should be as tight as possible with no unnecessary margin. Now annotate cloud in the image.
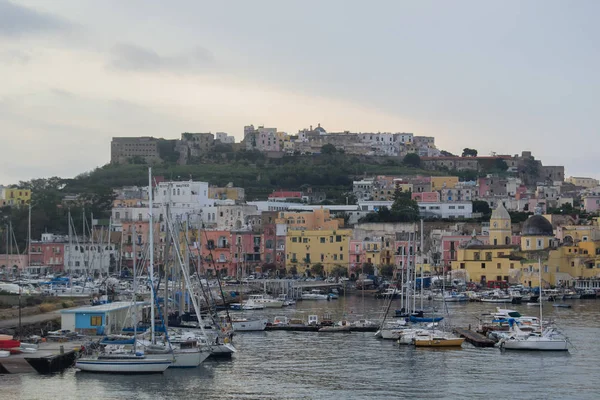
[0,0,72,36]
[108,43,215,73]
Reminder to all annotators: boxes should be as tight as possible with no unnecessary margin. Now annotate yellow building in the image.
[285,229,352,274]
[430,176,459,191]
[276,208,342,230]
[565,176,599,188]
[0,188,31,206]
[452,203,519,284]
[208,186,245,201]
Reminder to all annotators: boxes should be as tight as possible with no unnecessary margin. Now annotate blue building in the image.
[60,301,149,335]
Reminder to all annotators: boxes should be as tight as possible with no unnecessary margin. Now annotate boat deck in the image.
[265,326,378,333]
[453,327,496,348]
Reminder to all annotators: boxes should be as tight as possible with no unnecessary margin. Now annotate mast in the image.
[420,219,424,311]
[132,224,137,353]
[68,209,72,275]
[148,167,156,344]
[183,215,189,315]
[538,257,543,333]
[27,204,31,270]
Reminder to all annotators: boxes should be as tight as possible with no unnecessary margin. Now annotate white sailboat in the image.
[500,258,568,352]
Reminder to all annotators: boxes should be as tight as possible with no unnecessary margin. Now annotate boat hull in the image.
[76,358,171,373]
[502,339,568,351]
[232,318,268,331]
[414,338,464,347]
[146,349,210,368]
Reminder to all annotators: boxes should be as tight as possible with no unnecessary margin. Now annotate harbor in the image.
[1,296,599,399]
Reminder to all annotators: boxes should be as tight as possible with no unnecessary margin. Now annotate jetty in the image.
[265,325,378,333]
[453,327,496,348]
[0,341,83,374]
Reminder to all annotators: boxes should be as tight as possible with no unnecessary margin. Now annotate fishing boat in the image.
[273,316,289,326]
[76,353,171,373]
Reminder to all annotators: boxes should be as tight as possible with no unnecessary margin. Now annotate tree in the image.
[402,153,421,168]
[330,264,348,278]
[379,264,395,278]
[310,263,325,277]
[440,150,456,157]
[361,262,375,275]
[462,148,478,157]
[321,144,337,155]
[288,265,298,276]
[472,200,492,216]
[391,190,420,222]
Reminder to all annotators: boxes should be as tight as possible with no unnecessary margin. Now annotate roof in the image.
[491,203,511,221]
[463,245,519,250]
[60,301,149,314]
[522,215,554,236]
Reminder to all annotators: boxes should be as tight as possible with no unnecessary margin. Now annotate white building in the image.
[215,132,235,144]
[418,202,472,219]
[64,242,118,276]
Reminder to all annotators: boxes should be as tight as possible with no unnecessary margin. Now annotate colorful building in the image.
[285,229,352,274]
[0,187,31,206]
[430,176,459,191]
[276,208,341,231]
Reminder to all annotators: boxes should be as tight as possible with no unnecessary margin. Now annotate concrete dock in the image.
[0,341,84,374]
[453,327,496,348]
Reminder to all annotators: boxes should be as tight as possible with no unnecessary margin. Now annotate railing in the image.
[217,243,230,248]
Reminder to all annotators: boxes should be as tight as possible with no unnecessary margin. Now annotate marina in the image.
[1,297,599,399]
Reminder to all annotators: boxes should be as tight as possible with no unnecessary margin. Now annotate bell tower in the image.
[489,202,512,246]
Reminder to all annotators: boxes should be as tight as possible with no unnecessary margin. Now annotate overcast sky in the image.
[1,0,598,184]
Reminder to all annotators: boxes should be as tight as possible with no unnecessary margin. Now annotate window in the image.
[537,239,542,248]
[481,263,486,269]
[302,238,308,243]
[510,263,514,269]
[90,316,102,326]
[460,263,465,269]
[526,239,530,247]
[474,252,480,261]
[497,263,501,269]
[292,237,298,243]
[333,254,338,261]
[336,235,342,242]
[320,237,326,243]
[321,254,325,261]
[485,252,492,261]
[340,254,344,261]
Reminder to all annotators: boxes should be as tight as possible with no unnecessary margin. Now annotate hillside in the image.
[63,153,443,201]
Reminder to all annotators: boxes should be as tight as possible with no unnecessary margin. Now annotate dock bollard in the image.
[60,345,64,354]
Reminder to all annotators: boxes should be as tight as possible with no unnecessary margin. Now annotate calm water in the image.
[3,296,600,400]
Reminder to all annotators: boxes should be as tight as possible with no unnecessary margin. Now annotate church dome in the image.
[491,203,510,221]
[464,237,485,248]
[522,215,553,236]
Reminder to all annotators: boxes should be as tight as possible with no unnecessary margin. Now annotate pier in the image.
[265,325,378,333]
[453,327,496,348]
[0,341,83,374]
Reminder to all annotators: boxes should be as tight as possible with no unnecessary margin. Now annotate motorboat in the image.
[243,294,284,308]
[276,294,296,306]
[231,318,268,331]
[352,319,378,328]
[398,327,446,345]
[301,290,329,300]
[273,316,289,326]
[375,319,408,340]
[375,288,401,299]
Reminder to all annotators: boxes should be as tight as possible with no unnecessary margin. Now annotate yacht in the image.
[243,294,284,308]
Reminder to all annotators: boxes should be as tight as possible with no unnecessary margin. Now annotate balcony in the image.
[217,243,230,249]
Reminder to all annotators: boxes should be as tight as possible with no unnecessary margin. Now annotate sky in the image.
[0,0,598,184]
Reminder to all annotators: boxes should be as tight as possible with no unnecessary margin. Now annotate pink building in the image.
[583,195,600,213]
[349,240,365,274]
[230,231,262,276]
[197,230,233,276]
[29,240,65,272]
[412,191,440,202]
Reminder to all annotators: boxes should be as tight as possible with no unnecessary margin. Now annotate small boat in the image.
[352,319,378,328]
[244,294,284,308]
[0,350,10,358]
[273,316,289,326]
[307,315,319,326]
[301,290,329,300]
[231,318,268,331]
[76,353,171,374]
[413,333,465,348]
[552,303,571,308]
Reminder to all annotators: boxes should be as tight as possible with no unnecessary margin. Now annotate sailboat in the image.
[500,258,568,351]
